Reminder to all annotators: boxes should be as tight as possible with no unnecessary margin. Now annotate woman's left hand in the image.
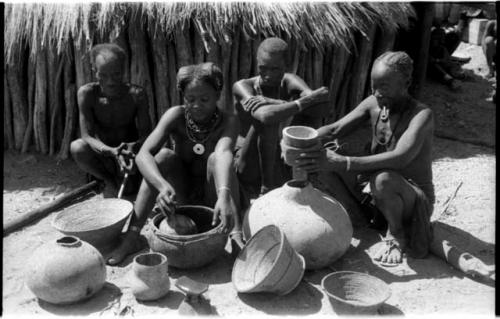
[213,194,236,233]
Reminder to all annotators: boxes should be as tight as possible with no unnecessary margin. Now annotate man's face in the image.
[370,62,409,108]
[256,51,286,87]
[95,54,125,97]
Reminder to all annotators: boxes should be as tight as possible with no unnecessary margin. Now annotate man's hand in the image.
[298,87,330,108]
[156,184,177,217]
[242,95,268,113]
[212,192,236,233]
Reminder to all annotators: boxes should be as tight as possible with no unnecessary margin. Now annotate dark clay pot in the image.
[25,236,106,305]
[130,252,170,301]
[148,205,228,269]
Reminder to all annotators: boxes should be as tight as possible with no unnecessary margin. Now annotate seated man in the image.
[428,27,467,90]
[482,20,496,78]
[71,43,152,197]
[232,37,330,197]
[296,51,435,266]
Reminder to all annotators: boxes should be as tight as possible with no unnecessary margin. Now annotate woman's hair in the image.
[374,51,414,82]
[90,43,126,68]
[177,62,224,93]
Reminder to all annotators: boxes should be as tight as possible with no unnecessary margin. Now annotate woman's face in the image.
[183,80,220,123]
[370,62,409,109]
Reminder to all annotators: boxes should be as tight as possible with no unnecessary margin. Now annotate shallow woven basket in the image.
[321,271,391,314]
[52,198,133,250]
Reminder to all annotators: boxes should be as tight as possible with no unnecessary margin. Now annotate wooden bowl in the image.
[52,198,133,250]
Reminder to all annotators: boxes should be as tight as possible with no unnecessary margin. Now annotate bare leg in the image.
[315,171,367,228]
[370,170,416,265]
[482,36,496,77]
[205,152,245,248]
[256,123,280,194]
[70,139,119,193]
[107,148,189,265]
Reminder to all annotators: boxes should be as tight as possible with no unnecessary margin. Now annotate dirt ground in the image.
[2,42,495,318]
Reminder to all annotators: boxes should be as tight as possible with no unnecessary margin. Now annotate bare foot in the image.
[373,236,406,266]
[107,231,143,265]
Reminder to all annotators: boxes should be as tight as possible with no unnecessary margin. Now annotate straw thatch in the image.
[5,2,414,62]
[4,2,416,156]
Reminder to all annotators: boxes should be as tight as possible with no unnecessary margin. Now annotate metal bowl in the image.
[321,271,391,315]
[52,198,133,250]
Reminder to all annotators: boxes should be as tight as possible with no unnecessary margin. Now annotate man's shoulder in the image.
[235,77,259,87]
[78,82,99,96]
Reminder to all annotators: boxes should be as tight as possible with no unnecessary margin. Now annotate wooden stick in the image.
[238,31,252,79]
[58,83,77,160]
[7,53,29,150]
[34,48,49,154]
[193,27,206,64]
[49,54,65,156]
[327,45,349,122]
[110,25,131,82]
[149,25,170,119]
[22,57,36,153]
[3,180,100,236]
[436,180,463,219]
[174,22,194,67]
[128,16,157,125]
[411,3,435,98]
[4,71,15,150]
[348,26,377,110]
[167,42,180,106]
[73,35,92,92]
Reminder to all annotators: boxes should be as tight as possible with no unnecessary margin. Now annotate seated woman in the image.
[108,62,243,265]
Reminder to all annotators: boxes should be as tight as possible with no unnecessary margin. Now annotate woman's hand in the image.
[156,184,177,217]
[213,192,236,233]
[295,148,346,173]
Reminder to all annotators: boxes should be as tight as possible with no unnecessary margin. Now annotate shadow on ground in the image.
[38,282,123,316]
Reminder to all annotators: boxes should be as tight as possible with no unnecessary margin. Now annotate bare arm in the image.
[232,76,329,125]
[347,107,434,172]
[128,89,152,154]
[77,85,116,157]
[316,96,372,141]
[136,106,183,193]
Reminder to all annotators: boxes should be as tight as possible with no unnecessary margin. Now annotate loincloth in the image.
[361,179,434,259]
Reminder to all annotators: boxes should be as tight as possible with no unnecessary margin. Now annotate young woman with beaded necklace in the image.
[108,62,243,265]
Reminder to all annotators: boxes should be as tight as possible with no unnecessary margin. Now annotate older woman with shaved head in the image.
[296,51,435,266]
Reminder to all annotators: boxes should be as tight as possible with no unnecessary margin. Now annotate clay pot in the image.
[281,126,321,181]
[159,214,198,236]
[243,180,353,269]
[148,205,227,269]
[25,236,106,305]
[129,252,170,301]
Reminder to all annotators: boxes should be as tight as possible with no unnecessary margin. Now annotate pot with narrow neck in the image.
[243,180,353,269]
[25,236,106,305]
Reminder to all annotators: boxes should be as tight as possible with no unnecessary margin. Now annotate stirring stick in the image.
[117,173,129,199]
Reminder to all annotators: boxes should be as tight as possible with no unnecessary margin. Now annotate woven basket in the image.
[232,224,305,295]
[52,198,133,250]
[321,271,391,314]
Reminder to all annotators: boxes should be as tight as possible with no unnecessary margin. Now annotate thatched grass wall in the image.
[4,3,415,158]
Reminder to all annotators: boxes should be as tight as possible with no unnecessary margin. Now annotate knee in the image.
[70,139,91,161]
[370,170,399,199]
[154,148,178,167]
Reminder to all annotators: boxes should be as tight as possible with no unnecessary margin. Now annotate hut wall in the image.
[4,7,405,156]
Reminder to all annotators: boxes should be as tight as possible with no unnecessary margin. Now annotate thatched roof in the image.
[4,2,415,62]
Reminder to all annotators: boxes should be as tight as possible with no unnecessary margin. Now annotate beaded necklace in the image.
[185,108,221,155]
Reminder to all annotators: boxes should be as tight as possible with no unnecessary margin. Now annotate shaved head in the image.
[373,51,414,83]
[90,43,126,68]
[257,37,289,62]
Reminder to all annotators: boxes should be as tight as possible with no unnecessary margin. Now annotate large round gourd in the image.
[243,180,353,269]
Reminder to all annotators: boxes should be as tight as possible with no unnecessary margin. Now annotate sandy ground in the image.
[2,43,495,317]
